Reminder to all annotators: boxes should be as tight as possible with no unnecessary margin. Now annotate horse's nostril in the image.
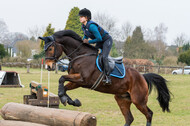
[48,65,51,69]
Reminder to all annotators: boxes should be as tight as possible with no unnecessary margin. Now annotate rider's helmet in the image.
[78,8,91,20]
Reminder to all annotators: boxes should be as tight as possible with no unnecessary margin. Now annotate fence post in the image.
[157,65,160,74]
[55,63,58,74]
[144,66,146,73]
[133,64,136,69]
[165,67,166,74]
[27,64,30,73]
[182,66,184,74]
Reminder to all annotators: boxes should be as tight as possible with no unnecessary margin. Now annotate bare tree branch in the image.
[27,25,45,41]
[174,33,187,47]
[121,22,133,41]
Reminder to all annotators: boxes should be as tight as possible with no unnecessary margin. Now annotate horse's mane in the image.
[53,30,98,51]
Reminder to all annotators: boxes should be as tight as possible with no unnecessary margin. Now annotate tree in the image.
[121,22,133,41]
[182,43,190,52]
[93,12,120,40]
[0,44,8,59]
[0,19,9,45]
[65,7,83,37]
[40,24,55,49]
[152,23,168,65]
[131,26,145,44]
[174,33,187,47]
[110,42,119,57]
[33,50,45,59]
[154,23,168,42]
[123,26,156,59]
[27,25,45,41]
[178,50,190,65]
[16,40,39,58]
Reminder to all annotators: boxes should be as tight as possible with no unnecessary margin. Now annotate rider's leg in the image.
[102,35,113,84]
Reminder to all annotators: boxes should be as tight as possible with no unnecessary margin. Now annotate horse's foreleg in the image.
[115,95,134,126]
[58,74,83,107]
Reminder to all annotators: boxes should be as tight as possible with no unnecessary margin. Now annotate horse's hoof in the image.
[60,96,68,106]
[74,99,82,107]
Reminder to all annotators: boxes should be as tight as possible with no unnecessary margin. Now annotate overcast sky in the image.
[0,0,190,45]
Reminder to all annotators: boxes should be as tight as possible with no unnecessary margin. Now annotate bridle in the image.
[45,41,59,61]
[45,41,97,65]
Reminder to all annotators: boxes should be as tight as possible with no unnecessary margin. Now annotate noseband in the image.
[45,42,59,61]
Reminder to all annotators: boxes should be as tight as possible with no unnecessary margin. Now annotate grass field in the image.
[0,67,190,126]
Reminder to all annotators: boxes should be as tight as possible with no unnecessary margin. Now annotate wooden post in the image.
[55,63,58,74]
[157,65,160,74]
[182,66,184,74]
[0,120,48,126]
[133,64,136,69]
[1,102,97,126]
[27,64,30,73]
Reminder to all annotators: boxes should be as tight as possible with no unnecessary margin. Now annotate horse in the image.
[39,30,171,126]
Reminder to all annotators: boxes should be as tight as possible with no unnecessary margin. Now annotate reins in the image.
[46,41,97,66]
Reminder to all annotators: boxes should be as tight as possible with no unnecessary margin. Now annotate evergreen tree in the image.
[131,26,144,44]
[40,24,55,49]
[65,7,83,37]
[123,36,131,57]
[178,49,190,65]
[110,42,119,57]
[123,26,156,59]
[182,43,190,52]
[0,44,8,59]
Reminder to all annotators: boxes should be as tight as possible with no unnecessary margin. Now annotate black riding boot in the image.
[102,58,111,84]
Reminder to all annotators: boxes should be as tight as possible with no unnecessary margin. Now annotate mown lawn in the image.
[0,67,190,126]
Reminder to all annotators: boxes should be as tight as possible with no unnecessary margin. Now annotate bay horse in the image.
[39,30,171,126]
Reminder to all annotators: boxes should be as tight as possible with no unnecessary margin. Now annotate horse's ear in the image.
[38,36,45,41]
[38,36,51,44]
[39,36,54,42]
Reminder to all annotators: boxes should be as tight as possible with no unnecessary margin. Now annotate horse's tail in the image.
[143,73,171,112]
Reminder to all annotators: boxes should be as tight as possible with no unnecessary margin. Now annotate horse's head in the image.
[39,36,62,71]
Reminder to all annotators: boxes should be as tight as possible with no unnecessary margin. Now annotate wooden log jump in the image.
[0,120,48,126]
[23,81,59,108]
[0,102,97,126]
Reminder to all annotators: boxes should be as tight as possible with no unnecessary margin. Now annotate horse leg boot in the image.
[58,74,83,107]
[102,57,111,84]
[58,76,68,106]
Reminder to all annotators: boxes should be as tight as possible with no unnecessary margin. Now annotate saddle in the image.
[98,54,123,73]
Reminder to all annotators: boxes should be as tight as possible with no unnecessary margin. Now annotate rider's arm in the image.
[88,24,102,44]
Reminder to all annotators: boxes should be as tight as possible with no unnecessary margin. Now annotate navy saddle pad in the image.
[96,55,126,78]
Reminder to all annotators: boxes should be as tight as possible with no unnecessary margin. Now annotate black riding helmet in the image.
[78,8,91,20]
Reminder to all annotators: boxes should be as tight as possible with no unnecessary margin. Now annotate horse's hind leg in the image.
[131,90,153,126]
[115,95,134,126]
[134,103,153,126]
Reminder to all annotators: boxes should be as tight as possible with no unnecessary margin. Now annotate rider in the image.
[78,8,113,84]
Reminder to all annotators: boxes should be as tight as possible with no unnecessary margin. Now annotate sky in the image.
[0,0,190,45]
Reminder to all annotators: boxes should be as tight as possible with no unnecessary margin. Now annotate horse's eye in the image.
[49,48,52,51]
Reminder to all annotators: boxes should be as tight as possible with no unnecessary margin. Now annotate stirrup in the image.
[102,76,111,85]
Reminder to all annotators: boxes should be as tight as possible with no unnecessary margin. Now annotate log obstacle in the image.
[0,120,48,126]
[23,81,59,108]
[0,102,97,126]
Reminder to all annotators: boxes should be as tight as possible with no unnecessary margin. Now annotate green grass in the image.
[0,67,190,126]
